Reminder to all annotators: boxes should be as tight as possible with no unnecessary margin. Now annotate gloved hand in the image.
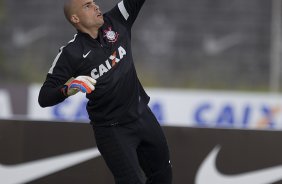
[62,76,96,96]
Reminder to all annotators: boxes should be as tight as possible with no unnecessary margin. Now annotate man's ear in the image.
[70,15,79,24]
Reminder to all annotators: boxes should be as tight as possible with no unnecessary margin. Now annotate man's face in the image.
[72,0,104,29]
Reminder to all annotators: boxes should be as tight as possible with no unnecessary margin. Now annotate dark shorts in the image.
[92,105,172,184]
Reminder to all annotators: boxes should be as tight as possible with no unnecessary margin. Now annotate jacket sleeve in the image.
[38,47,76,107]
[108,0,146,28]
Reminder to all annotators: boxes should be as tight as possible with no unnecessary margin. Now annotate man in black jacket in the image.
[38,0,172,183]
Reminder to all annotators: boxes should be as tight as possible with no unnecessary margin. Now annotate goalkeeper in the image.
[38,0,172,183]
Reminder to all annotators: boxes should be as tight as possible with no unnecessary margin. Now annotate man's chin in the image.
[98,19,105,27]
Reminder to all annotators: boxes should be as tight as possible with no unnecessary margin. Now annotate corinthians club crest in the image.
[103,27,119,43]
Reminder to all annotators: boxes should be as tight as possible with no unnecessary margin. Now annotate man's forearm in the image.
[38,84,67,107]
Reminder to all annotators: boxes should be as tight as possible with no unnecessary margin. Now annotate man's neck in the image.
[78,27,99,39]
[85,29,99,39]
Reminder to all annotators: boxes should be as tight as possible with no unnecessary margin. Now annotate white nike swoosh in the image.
[195,145,282,184]
[0,147,100,184]
[83,50,91,58]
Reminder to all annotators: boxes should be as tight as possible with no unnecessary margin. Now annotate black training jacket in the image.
[38,0,150,126]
